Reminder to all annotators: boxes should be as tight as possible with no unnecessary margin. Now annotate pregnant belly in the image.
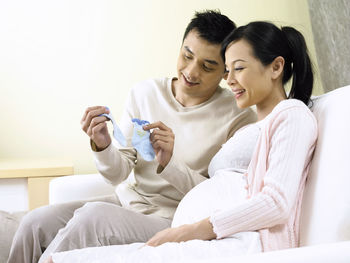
[172,170,248,227]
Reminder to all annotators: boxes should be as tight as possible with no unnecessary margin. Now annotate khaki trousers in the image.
[7,194,171,263]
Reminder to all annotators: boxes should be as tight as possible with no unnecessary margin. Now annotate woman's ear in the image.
[271,56,285,80]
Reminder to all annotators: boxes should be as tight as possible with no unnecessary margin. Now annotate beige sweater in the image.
[92,77,256,219]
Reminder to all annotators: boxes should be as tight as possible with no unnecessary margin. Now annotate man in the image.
[8,10,256,263]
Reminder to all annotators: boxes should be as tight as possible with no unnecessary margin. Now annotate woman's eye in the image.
[234,67,244,71]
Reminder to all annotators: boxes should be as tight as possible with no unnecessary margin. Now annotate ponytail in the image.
[281,27,313,105]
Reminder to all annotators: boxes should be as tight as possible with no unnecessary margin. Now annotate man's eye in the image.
[203,65,213,72]
[184,55,192,60]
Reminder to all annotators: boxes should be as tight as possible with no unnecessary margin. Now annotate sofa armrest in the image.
[187,241,350,263]
[49,174,116,204]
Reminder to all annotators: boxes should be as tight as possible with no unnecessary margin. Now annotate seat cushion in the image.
[300,85,350,246]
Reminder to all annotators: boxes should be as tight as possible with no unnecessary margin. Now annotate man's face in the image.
[175,30,226,100]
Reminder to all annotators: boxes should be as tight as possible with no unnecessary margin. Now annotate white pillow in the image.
[300,85,350,246]
[172,170,247,227]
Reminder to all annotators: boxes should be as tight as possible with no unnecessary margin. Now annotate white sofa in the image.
[49,86,350,262]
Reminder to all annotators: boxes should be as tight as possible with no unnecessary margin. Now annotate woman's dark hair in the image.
[221,21,313,105]
[183,10,236,45]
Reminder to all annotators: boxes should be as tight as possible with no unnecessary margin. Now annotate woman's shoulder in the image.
[264,99,317,133]
[270,99,315,120]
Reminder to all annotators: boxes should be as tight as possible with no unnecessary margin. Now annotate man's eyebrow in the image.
[204,59,219,65]
[184,46,194,55]
[184,46,219,66]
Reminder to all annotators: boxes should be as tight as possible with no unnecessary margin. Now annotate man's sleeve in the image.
[91,89,138,186]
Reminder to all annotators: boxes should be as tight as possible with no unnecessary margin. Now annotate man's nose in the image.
[185,62,200,81]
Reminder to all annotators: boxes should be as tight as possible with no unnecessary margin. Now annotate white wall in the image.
[0,0,322,174]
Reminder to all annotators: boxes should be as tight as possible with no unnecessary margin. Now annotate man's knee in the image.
[69,201,119,227]
[17,205,57,235]
[63,202,119,230]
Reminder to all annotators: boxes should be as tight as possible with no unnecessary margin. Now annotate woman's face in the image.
[224,39,275,109]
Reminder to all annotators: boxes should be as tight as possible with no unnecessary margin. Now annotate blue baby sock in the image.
[131,118,155,161]
[100,113,127,147]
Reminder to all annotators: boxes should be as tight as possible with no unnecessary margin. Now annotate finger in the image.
[150,129,174,137]
[81,108,109,132]
[145,238,159,247]
[152,140,171,151]
[87,121,107,138]
[86,116,109,134]
[145,236,155,247]
[81,106,103,123]
[150,130,175,143]
[143,121,172,132]
[151,134,174,144]
[81,106,109,126]
[82,114,103,133]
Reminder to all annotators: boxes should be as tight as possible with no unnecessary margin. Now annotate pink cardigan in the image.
[210,99,318,252]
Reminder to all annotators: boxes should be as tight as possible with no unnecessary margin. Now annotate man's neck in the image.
[171,79,216,107]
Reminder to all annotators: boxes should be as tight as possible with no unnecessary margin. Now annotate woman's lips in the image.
[232,88,246,99]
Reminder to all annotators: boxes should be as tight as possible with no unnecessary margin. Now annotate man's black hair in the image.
[183,10,236,44]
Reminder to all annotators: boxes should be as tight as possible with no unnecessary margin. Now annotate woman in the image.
[46,21,318,262]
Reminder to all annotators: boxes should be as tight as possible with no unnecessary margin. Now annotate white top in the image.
[208,122,261,176]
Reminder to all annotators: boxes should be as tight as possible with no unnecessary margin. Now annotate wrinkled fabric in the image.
[100,113,154,161]
[100,113,127,147]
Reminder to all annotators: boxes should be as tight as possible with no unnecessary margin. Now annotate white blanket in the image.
[52,171,262,263]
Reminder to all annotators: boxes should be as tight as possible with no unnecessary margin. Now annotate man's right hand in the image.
[81,106,111,151]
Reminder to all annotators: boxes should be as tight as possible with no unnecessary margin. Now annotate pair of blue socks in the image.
[100,112,155,161]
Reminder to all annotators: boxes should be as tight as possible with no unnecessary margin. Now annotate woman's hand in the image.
[143,121,175,168]
[81,106,111,151]
[146,218,216,247]
[42,256,54,263]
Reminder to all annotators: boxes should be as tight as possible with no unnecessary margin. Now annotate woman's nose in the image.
[226,71,237,86]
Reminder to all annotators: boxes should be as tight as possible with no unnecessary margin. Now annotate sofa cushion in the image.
[300,85,350,246]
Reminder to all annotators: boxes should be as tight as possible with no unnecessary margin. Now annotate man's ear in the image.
[271,56,285,80]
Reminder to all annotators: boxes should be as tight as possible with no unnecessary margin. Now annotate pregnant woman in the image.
[46,21,318,262]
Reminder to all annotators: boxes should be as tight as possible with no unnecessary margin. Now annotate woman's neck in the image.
[256,85,287,121]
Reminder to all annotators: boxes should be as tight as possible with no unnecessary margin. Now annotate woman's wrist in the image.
[191,217,217,240]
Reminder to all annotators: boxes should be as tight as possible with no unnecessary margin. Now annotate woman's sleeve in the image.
[209,107,317,238]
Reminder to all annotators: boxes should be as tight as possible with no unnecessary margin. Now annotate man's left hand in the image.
[143,121,175,168]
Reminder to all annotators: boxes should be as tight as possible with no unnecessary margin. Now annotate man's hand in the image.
[143,121,174,168]
[81,106,111,151]
[146,218,216,247]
